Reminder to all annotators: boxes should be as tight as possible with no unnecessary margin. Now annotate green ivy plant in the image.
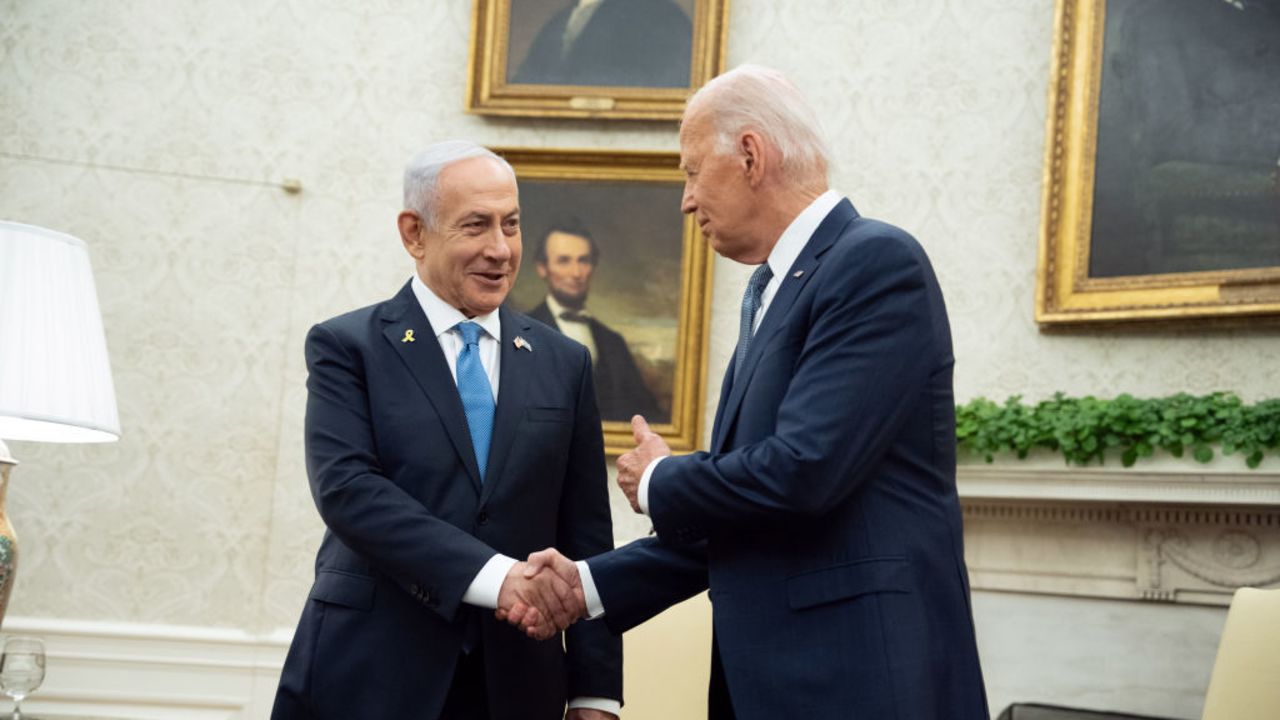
[956,393,1280,469]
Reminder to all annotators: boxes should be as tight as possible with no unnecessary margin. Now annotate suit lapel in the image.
[379,282,483,491]
[709,361,736,452]
[713,200,860,453]
[479,306,533,505]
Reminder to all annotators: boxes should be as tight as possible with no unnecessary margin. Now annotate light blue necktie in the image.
[454,321,495,480]
[734,263,774,380]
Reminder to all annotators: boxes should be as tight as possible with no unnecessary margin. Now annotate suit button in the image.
[476,511,489,526]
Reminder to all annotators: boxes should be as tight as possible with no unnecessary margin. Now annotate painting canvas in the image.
[467,0,728,120]
[506,0,696,89]
[1089,0,1280,278]
[498,148,713,454]
[1036,0,1280,325]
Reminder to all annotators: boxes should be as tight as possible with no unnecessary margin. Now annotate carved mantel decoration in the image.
[959,461,1280,606]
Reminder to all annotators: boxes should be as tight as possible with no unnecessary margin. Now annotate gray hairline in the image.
[402,142,516,230]
[685,64,832,183]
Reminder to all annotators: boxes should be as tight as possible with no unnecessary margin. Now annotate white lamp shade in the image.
[0,221,120,443]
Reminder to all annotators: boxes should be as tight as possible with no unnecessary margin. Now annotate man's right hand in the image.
[495,549,585,640]
[616,415,669,513]
[496,557,585,640]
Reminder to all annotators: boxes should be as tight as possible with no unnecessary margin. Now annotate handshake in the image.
[493,416,671,641]
[495,548,585,641]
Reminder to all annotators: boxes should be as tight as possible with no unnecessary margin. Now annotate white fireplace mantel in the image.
[956,456,1280,607]
[959,455,1280,506]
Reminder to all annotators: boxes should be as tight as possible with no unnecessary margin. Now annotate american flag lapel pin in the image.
[514,336,533,352]
[792,270,804,278]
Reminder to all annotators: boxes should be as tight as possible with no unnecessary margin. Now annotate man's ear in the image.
[535,261,549,279]
[398,211,425,259]
[739,130,766,187]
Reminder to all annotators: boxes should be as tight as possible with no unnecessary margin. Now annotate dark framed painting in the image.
[1036,0,1280,325]
[467,0,729,120]
[497,147,713,455]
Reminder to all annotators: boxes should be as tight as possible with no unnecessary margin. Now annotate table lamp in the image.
[0,221,120,628]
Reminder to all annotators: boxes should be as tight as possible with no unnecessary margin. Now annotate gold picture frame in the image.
[467,0,729,120]
[1036,0,1280,326]
[498,147,713,455]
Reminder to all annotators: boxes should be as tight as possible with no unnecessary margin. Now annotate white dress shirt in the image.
[412,275,618,715]
[411,275,514,606]
[545,294,598,363]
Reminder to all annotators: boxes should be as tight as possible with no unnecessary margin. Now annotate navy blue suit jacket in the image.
[273,281,621,720]
[587,200,988,718]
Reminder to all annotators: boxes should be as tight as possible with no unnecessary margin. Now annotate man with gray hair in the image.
[506,65,989,718]
[273,141,621,720]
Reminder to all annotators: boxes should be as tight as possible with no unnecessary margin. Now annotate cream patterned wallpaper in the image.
[2,0,1278,638]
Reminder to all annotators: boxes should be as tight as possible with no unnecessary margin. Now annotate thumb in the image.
[631,415,652,443]
[525,548,557,577]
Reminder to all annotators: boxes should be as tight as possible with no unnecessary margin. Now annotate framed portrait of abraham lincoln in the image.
[498,147,713,455]
[1036,0,1280,326]
[467,0,729,120]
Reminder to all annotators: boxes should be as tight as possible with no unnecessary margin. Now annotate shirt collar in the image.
[411,274,501,341]
[766,189,842,279]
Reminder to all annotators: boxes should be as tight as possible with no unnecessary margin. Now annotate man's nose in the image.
[483,231,512,260]
[681,184,696,214]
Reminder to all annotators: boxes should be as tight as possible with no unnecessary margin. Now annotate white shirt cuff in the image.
[461,554,517,609]
[576,560,606,619]
[637,455,665,516]
[568,697,621,715]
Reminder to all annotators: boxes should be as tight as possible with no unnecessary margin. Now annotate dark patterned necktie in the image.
[734,263,774,379]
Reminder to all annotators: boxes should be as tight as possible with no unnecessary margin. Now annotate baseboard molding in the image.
[1,616,291,719]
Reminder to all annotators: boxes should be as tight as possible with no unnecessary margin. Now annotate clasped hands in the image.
[495,548,583,640]
[496,416,671,640]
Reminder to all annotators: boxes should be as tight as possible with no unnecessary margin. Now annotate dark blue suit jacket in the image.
[273,281,621,720]
[587,200,988,718]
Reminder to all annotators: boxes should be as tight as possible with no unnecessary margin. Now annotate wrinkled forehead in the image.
[437,157,520,214]
[679,107,711,143]
[440,155,517,190]
[679,114,718,169]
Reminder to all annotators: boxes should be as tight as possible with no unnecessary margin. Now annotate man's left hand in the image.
[566,709,618,720]
[616,415,670,514]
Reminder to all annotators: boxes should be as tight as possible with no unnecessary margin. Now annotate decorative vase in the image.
[0,443,18,629]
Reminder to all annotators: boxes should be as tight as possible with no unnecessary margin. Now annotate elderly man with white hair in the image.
[507,64,990,719]
[273,141,622,720]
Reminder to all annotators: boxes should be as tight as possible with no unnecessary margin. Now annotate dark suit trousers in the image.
[440,648,490,720]
[709,637,737,720]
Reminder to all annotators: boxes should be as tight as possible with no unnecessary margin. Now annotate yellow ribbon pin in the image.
[401,329,416,343]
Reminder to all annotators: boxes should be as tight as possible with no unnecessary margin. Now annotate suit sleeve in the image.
[649,234,939,543]
[304,323,496,621]
[586,536,709,635]
[556,351,624,702]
